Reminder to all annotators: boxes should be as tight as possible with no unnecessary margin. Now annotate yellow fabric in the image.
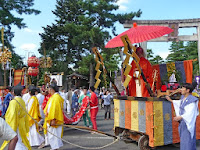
[166,62,175,77]
[114,99,120,127]
[43,93,64,135]
[131,101,139,131]
[0,96,31,150]
[192,92,199,97]
[28,96,41,127]
[153,101,164,146]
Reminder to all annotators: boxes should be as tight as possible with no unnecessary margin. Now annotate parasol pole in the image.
[9,63,11,86]
[1,28,4,51]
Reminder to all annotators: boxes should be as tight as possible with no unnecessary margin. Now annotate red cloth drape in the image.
[183,60,193,83]
[128,57,153,97]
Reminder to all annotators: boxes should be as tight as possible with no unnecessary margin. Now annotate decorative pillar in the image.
[140,41,147,58]
[197,24,200,73]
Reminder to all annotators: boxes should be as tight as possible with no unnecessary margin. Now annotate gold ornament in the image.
[165,113,170,121]
[40,57,52,68]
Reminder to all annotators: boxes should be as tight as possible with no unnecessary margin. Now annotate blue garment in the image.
[179,95,198,150]
[103,94,113,106]
[2,92,13,116]
[71,93,78,109]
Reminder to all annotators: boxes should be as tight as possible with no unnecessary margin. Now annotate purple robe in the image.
[173,95,199,150]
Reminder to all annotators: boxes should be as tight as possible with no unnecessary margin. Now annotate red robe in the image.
[128,57,153,97]
[42,94,51,110]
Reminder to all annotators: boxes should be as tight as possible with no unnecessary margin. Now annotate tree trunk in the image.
[89,63,94,87]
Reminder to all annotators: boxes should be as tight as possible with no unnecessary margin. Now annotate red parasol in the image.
[105,23,173,48]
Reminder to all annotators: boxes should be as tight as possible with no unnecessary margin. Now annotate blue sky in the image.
[11,0,200,63]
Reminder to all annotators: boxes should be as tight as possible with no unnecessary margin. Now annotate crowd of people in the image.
[0,83,105,150]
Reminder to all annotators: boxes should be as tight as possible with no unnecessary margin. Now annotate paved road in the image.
[1,104,200,150]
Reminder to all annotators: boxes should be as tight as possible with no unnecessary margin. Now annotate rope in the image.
[13,99,119,149]
[61,124,117,138]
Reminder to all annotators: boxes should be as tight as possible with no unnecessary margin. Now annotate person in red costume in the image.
[89,86,98,130]
[128,47,153,97]
[42,90,51,110]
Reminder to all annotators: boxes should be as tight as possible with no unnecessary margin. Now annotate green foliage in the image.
[10,54,24,69]
[147,49,154,60]
[0,0,40,69]
[78,48,120,87]
[147,49,164,65]
[39,0,141,83]
[78,55,94,75]
[166,41,199,75]
[153,55,164,64]
[166,41,186,62]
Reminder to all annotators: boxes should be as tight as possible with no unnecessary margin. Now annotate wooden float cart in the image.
[113,95,200,150]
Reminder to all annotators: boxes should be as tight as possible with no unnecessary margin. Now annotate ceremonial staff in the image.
[92,47,120,95]
[121,35,155,97]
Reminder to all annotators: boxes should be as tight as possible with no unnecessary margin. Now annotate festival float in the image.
[88,22,200,150]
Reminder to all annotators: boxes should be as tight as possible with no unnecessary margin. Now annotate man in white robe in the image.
[0,117,18,150]
[35,87,45,125]
[27,86,44,147]
[166,83,199,150]
[39,83,64,150]
[22,86,32,106]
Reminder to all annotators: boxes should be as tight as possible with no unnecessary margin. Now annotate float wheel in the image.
[138,135,150,150]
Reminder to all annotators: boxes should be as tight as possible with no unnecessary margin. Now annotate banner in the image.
[14,70,24,86]
[152,59,193,90]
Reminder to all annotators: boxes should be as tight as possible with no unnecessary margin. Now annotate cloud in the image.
[20,43,37,51]
[158,51,170,60]
[23,28,41,34]
[24,28,33,33]
[117,0,130,11]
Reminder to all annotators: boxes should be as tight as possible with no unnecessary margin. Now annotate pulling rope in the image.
[13,99,119,149]
[60,124,117,138]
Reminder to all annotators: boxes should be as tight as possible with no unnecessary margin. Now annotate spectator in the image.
[99,89,104,109]
[66,88,73,109]
[71,90,79,117]
[59,87,67,112]
[103,90,113,120]
[35,87,45,127]
[2,86,14,117]
[79,87,84,97]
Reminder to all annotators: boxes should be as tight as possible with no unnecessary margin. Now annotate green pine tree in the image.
[152,55,164,65]
[166,41,186,62]
[39,0,142,86]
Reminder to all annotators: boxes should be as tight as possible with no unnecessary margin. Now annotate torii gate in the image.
[123,18,200,72]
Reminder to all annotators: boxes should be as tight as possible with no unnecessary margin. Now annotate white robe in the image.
[45,99,63,149]
[36,93,45,119]
[60,91,71,114]
[173,99,199,139]
[15,129,27,150]
[27,97,44,146]
[22,93,31,107]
